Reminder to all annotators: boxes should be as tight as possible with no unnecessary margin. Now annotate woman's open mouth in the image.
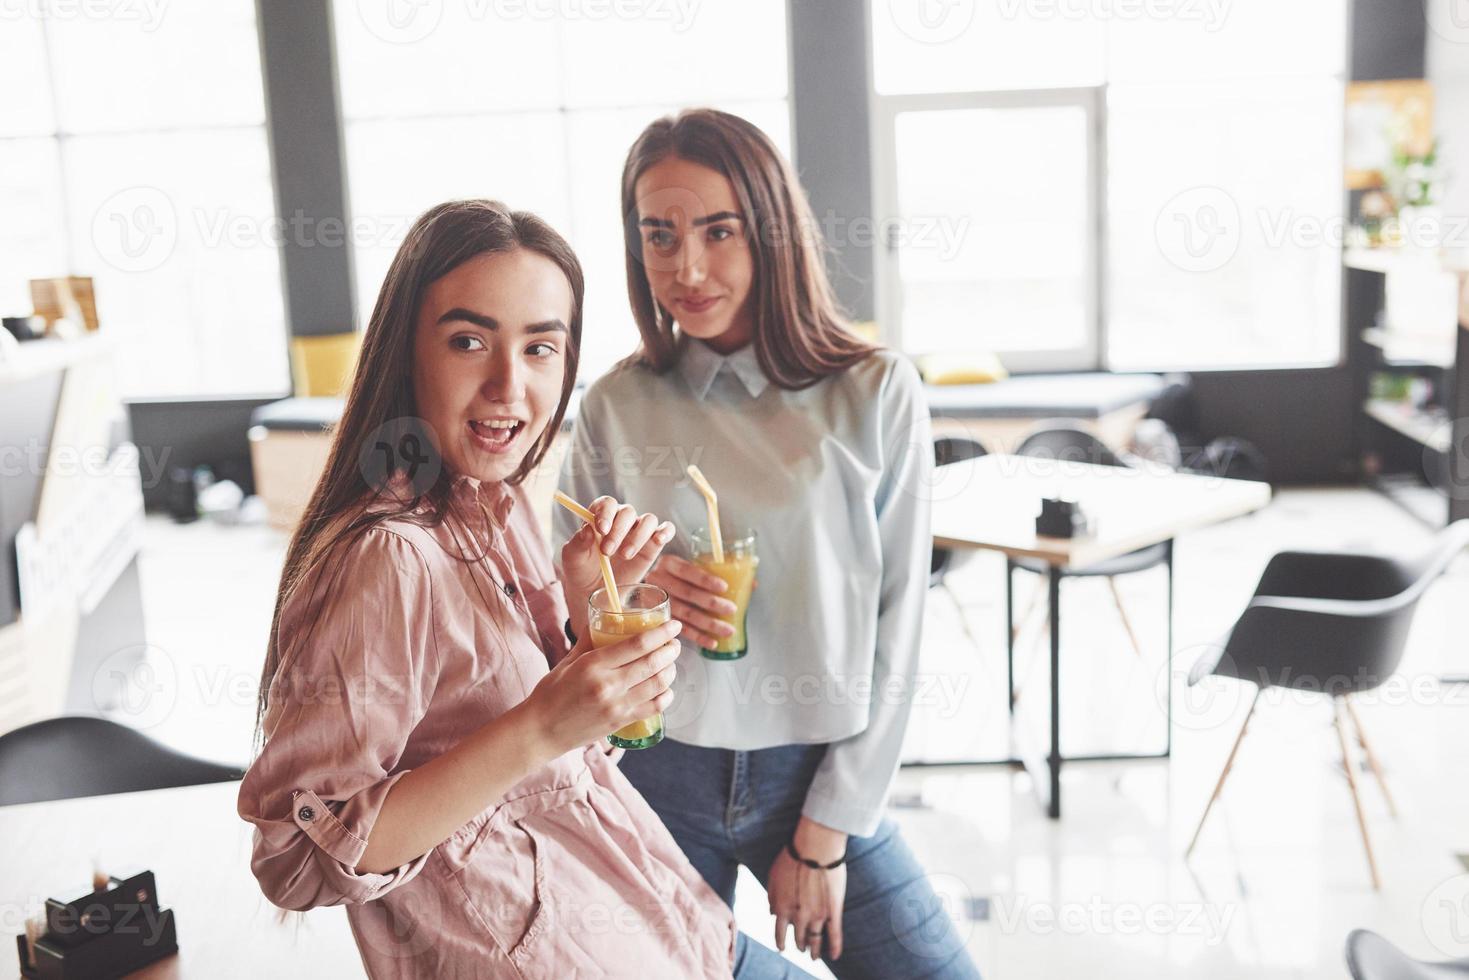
[467,418,526,455]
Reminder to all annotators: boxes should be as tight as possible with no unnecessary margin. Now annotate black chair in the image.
[931,434,991,589]
[1186,519,1469,889]
[930,435,991,651]
[1346,929,1469,979]
[1008,424,1172,700]
[0,715,245,806]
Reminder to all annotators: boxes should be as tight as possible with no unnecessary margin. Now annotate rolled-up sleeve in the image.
[238,528,441,911]
[802,358,933,837]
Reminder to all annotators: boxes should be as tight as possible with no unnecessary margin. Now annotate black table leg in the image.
[1165,538,1175,756]
[1047,563,1062,819]
[902,554,1171,807]
[1006,558,1016,715]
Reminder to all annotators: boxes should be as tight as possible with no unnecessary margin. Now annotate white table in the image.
[2,781,362,979]
[919,454,1272,818]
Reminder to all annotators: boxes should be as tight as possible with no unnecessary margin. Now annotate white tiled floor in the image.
[124,487,1469,979]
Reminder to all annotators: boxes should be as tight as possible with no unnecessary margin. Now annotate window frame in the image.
[871,85,1106,374]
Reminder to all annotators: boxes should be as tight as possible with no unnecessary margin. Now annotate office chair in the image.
[1185,519,1469,889]
[1346,929,1469,979]
[1007,423,1172,703]
[929,434,991,652]
[0,715,245,806]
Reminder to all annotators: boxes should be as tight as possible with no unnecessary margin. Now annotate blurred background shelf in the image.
[1361,326,1455,368]
[1347,244,1469,527]
[1363,398,1453,453]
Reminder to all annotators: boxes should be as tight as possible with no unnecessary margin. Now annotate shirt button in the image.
[503,581,517,598]
[298,805,316,822]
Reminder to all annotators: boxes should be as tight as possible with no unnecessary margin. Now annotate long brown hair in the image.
[620,108,876,390]
[253,200,583,746]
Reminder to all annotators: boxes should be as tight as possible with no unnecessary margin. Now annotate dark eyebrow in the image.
[693,211,742,227]
[437,308,566,335]
[437,308,498,330]
[638,210,744,229]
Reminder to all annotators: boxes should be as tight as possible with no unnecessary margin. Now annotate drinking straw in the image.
[553,490,622,613]
[685,465,724,564]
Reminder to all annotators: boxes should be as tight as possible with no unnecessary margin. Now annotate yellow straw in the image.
[685,465,724,564]
[553,490,622,614]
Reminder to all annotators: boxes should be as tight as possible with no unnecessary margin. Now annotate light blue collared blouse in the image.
[553,338,932,837]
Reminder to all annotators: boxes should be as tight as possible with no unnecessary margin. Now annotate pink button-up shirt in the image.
[237,475,736,979]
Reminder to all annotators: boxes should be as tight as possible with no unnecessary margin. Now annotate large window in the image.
[331,0,791,382]
[877,89,1100,371]
[0,3,288,397]
[870,0,1348,371]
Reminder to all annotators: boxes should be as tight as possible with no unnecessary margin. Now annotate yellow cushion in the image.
[290,332,361,397]
[915,351,1009,385]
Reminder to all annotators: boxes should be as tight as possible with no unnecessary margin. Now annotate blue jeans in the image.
[621,739,981,980]
[735,930,817,979]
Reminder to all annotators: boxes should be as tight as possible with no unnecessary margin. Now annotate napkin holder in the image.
[15,870,178,980]
[1036,497,1095,539]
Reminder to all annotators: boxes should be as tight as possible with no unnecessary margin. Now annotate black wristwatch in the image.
[564,618,578,645]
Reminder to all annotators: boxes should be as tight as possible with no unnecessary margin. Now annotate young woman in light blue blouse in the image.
[554,109,980,978]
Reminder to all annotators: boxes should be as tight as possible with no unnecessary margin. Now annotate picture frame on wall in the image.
[1345,79,1435,190]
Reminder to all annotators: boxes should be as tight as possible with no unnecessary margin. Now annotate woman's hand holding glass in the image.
[645,555,741,651]
[524,620,682,756]
[560,496,675,639]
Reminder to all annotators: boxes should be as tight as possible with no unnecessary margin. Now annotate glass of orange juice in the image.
[690,527,758,661]
[588,584,670,749]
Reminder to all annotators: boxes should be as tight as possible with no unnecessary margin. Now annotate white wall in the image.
[1427,23,1469,228]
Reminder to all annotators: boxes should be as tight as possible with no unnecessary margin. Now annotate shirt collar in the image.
[677,338,769,401]
[382,470,516,530]
[449,472,515,529]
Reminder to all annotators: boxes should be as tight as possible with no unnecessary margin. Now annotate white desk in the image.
[2,781,362,979]
[922,455,1272,818]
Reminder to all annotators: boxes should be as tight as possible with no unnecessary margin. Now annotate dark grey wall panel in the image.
[255,0,357,338]
[1188,369,1359,484]
[787,0,877,321]
[1453,325,1469,522]
[1352,0,1428,80]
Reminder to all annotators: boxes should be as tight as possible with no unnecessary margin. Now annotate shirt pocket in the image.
[445,819,553,969]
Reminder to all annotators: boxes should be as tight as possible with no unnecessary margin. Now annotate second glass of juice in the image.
[690,527,758,661]
[588,583,670,750]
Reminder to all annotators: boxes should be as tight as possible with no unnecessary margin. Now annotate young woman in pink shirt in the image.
[238,200,811,979]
